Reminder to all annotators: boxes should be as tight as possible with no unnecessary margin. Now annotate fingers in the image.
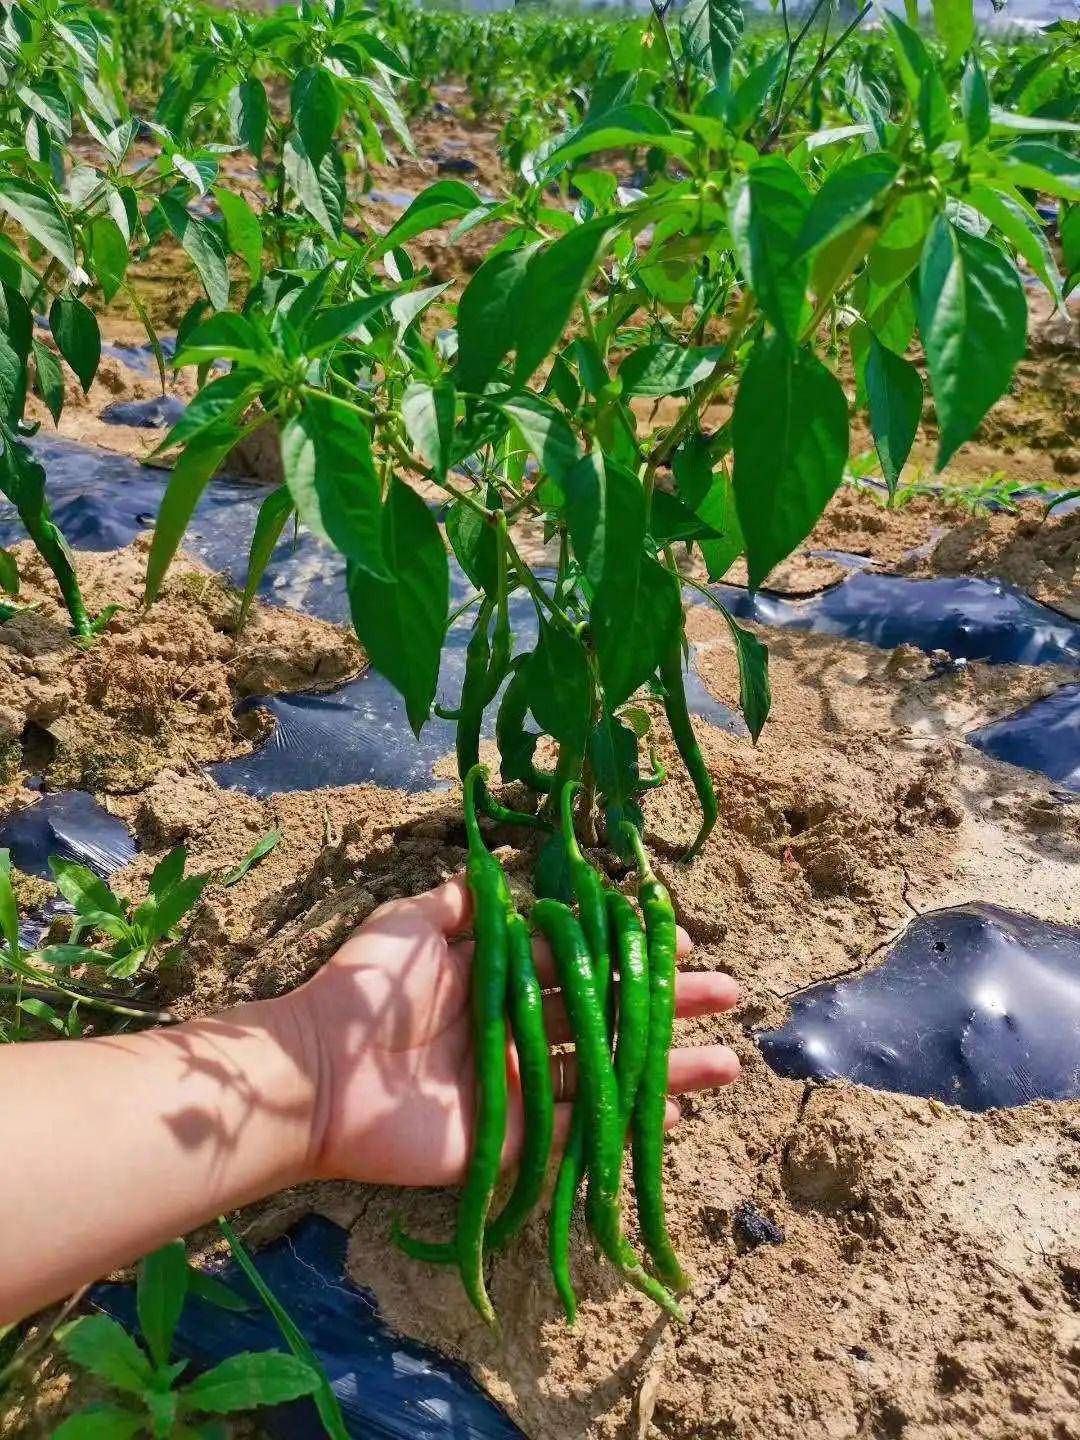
[392,873,473,935]
[551,1097,681,1149]
[542,970,740,1047]
[530,921,694,989]
[549,1042,740,1104]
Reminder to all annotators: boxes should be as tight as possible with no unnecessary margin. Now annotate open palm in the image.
[295,876,741,1188]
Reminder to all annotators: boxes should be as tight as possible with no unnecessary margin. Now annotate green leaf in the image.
[217,1217,348,1440]
[618,343,723,398]
[674,436,744,581]
[222,832,281,886]
[59,1316,153,1395]
[932,0,973,65]
[917,217,1026,471]
[87,216,128,302]
[707,0,743,87]
[50,296,100,393]
[729,156,811,343]
[727,46,785,136]
[373,181,480,256]
[281,392,387,579]
[455,240,535,395]
[292,66,339,166]
[149,848,187,899]
[158,195,230,311]
[446,499,497,595]
[968,183,1062,306]
[181,1351,319,1415]
[527,619,591,753]
[138,1240,188,1368]
[230,79,268,160]
[156,370,260,455]
[145,418,243,603]
[402,381,455,480]
[173,313,262,367]
[346,477,449,736]
[134,872,210,943]
[51,1404,145,1439]
[513,221,615,385]
[239,486,295,628]
[961,55,990,148]
[301,293,396,355]
[186,1268,252,1313]
[596,555,682,711]
[995,141,1080,202]
[214,189,262,284]
[48,856,126,920]
[797,153,899,258]
[0,178,75,271]
[882,10,932,102]
[284,133,341,236]
[732,333,849,588]
[866,337,922,494]
[31,338,64,424]
[918,66,949,153]
[722,608,770,741]
[498,394,580,487]
[0,849,20,957]
[546,105,692,170]
[0,546,17,595]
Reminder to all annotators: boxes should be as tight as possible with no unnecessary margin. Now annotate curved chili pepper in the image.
[623,822,692,1297]
[605,890,650,1133]
[533,899,683,1323]
[394,765,510,1327]
[659,634,718,861]
[393,910,554,1265]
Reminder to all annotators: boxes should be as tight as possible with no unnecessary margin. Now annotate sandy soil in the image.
[0,539,362,797]
[5,592,1078,1439]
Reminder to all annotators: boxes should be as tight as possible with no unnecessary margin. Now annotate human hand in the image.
[288,875,741,1188]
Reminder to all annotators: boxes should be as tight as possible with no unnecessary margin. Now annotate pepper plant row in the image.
[0,0,1076,1324]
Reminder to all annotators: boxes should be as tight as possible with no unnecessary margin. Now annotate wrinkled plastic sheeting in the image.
[968,684,1080,794]
[92,1215,522,1440]
[211,589,540,795]
[100,395,188,429]
[757,903,1080,1111]
[713,573,1080,667]
[0,790,136,878]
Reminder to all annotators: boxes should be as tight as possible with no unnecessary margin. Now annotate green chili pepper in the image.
[545,781,614,1321]
[659,634,718,861]
[455,764,513,1326]
[623,822,692,1297]
[451,519,547,833]
[605,890,650,1133]
[394,765,510,1327]
[534,899,683,1324]
[393,910,554,1266]
[0,441,90,637]
[496,657,554,794]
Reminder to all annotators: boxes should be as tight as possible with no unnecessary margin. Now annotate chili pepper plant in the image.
[147,0,1075,870]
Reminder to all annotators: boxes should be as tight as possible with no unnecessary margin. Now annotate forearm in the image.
[0,995,319,1325]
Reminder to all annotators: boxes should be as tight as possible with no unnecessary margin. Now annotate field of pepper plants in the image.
[0,0,1077,1434]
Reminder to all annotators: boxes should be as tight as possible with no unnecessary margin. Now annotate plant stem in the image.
[773,2,872,137]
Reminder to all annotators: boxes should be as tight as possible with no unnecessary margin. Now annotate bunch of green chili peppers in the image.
[395,764,690,1328]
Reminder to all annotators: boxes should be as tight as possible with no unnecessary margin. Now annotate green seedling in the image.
[52,1238,322,1440]
[48,847,210,980]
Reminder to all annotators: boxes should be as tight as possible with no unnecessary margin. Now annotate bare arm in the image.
[0,876,741,1324]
